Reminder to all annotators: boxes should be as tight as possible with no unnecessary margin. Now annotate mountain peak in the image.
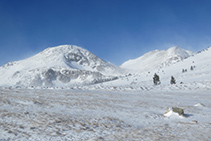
[121,46,195,72]
[26,44,107,72]
[42,45,85,53]
[167,46,180,52]
[168,46,179,49]
[166,46,194,57]
[38,45,87,59]
[18,45,122,74]
[0,45,122,87]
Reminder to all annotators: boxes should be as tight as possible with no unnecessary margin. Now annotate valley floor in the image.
[0,88,210,140]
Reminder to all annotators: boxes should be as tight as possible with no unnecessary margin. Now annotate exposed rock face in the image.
[27,68,118,87]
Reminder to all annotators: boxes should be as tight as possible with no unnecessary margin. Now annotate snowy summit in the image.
[121,47,195,72]
[0,45,122,87]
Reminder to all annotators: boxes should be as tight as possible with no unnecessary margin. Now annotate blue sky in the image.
[1,0,211,66]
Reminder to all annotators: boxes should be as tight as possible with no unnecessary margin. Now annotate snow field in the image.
[0,88,210,140]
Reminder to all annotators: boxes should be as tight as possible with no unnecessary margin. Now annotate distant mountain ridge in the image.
[121,47,195,72]
[0,45,122,87]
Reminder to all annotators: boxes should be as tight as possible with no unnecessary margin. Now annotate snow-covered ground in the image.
[0,88,210,140]
[0,45,210,140]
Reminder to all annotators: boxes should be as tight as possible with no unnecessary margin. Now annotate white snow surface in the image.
[121,46,195,72]
[0,88,210,140]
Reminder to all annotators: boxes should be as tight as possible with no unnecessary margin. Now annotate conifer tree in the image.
[182,69,185,73]
[170,76,176,84]
[153,73,160,85]
[190,66,194,71]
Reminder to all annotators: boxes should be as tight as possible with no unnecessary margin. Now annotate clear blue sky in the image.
[1,0,211,66]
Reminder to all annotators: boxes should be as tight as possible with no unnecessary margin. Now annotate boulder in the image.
[164,107,185,117]
[172,107,184,116]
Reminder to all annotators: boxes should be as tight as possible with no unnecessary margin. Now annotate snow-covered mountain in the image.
[97,47,211,91]
[1,45,210,89]
[159,47,211,85]
[0,45,123,87]
[121,47,195,72]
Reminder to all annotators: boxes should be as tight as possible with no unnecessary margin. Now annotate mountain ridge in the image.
[121,46,195,72]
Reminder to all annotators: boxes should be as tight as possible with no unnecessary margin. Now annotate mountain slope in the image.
[159,47,211,84]
[0,45,122,87]
[97,47,211,91]
[121,47,195,72]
